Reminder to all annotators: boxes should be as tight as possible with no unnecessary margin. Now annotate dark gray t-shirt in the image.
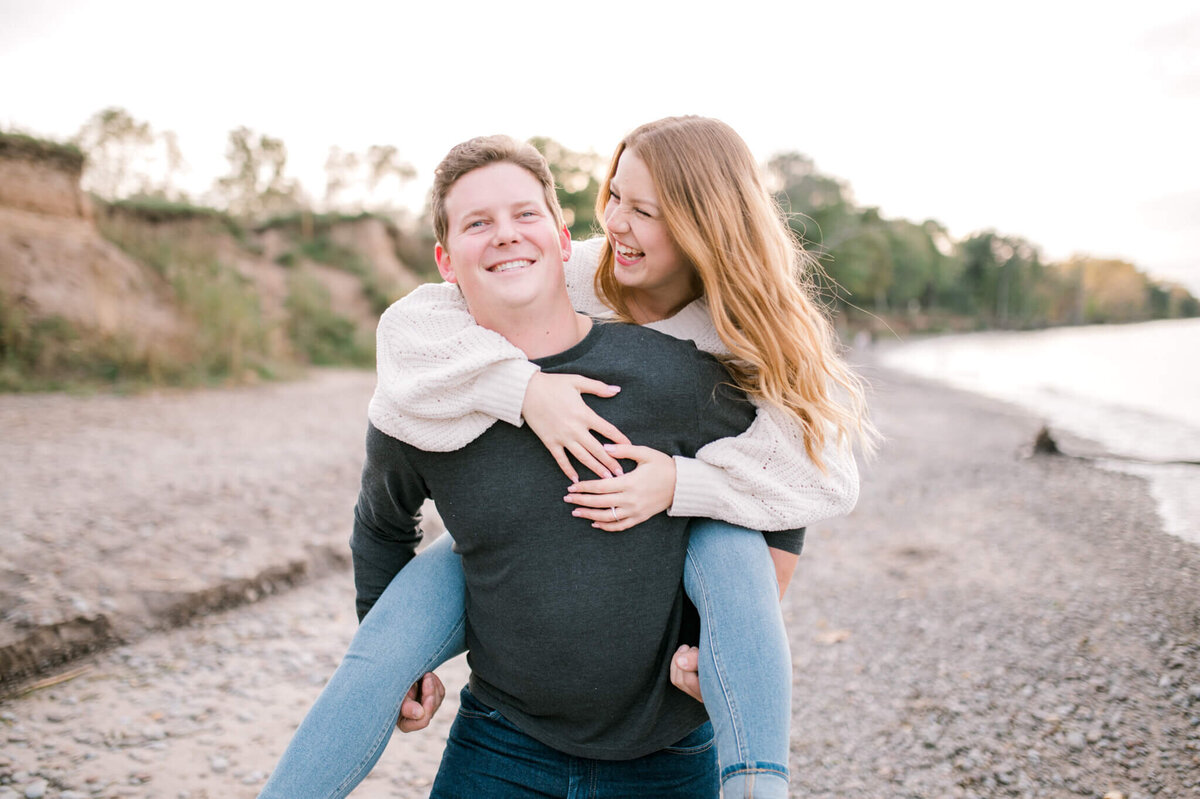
[350,321,802,759]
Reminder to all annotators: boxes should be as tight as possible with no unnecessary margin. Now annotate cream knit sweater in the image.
[368,237,858,531]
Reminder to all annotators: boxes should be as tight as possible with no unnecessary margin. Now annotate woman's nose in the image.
[606,205,629,233]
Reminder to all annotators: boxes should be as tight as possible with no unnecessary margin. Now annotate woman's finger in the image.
[565,441,612,481]
[566,474,624,495]
[564,486,626,508]
[600,443,657,463]
[549,446,579,483]
[570,504,624,522]
[574,430,624,476]
[572,376,622,399]
[584,506,651,532]
[585,410,631,447]
[590,518,638,532]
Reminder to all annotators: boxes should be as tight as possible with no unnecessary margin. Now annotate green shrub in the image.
[0,290,164,391]
[285,269,374,367]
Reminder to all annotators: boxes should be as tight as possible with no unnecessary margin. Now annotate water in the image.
[876,317,1200,545]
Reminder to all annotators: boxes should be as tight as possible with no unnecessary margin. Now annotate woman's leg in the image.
[258,533,467,799]
[684,519,791,799]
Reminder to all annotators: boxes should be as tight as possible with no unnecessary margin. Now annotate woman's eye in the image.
[635,208,651,218]
[467,220,486,229]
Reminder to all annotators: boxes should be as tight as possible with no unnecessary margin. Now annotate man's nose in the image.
[493,217,521,244]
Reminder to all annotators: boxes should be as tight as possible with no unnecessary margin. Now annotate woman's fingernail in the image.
[603,444,616,451]
[608,385,621,393]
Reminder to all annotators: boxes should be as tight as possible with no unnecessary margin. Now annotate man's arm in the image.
[349,423,430,621]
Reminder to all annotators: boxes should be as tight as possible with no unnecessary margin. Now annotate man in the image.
[350,136,760,797]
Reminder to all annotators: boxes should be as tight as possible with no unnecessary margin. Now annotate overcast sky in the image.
[3,0,1198,293]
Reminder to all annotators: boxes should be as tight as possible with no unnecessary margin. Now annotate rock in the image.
[1033,426,1061,455]
[22,781,46,799]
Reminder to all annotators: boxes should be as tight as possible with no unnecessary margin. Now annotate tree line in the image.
[61,107,1200,330]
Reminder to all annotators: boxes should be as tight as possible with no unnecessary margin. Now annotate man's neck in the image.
[478,303,592,360]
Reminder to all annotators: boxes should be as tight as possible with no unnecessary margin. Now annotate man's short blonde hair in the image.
[431,135,564,249]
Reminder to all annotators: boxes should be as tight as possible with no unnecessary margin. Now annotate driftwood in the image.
[1030,425,1200,466]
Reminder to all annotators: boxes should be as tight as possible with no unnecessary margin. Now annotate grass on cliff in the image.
[284,269,374,367]
[97,210,280,379]
[3,200,389,392]
[0,130,85,173]
[0,293,166,391]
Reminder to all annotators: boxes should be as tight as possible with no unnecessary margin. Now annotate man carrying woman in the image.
[260,117,873,798]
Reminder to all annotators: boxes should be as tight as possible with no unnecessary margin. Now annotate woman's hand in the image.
[564,443,676,532]
[522,372,630,482]
[670,645,703,703]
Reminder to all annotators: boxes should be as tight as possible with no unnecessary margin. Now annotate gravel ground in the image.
[2,364,1198,798]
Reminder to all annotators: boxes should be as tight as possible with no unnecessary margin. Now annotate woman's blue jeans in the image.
[258,520,791,799]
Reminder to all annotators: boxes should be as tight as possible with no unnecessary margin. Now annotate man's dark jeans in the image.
[430,687,719,798]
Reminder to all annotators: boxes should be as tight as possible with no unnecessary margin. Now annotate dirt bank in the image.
[0,370,381,687]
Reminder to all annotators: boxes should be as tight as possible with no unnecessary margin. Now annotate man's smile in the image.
[488,258,534,273]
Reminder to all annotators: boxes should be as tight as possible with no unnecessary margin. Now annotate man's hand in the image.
[522,372,629,482]
[670,645,703,703]
[564,444,676,531]
[397,671,446,733]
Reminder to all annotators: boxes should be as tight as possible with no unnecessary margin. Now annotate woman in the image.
[260,117,873,799]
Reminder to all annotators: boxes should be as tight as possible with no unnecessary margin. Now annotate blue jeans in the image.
[685,519,791,798]
[258,533,468,798]
[430,687,718,798]
[259,521,791,798]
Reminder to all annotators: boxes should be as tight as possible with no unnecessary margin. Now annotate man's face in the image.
[435,162,571,325]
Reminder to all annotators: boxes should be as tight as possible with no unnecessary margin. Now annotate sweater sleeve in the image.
[649,301,861,532]
[670,400,860,532]
[367,238,608,451]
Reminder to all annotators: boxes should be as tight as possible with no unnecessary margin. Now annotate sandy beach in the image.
[1,363,1197,798]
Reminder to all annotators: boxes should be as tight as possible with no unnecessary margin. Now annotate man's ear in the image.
[560,225,572,263]
[434,243,457,283]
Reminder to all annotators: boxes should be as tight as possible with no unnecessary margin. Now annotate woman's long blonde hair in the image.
[594,116,876,466]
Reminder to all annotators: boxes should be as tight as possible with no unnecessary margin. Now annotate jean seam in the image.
[720,762,790,779]
[685,547,749,763]
[332,610,467,799]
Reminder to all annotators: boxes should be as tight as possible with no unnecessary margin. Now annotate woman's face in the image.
[602,150,694,304]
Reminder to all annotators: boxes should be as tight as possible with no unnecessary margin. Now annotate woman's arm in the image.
[368,282,537,451]
[567,401,858,533]
[652,302,861,531]
[368,239,628,477]
[670,400,860,531]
